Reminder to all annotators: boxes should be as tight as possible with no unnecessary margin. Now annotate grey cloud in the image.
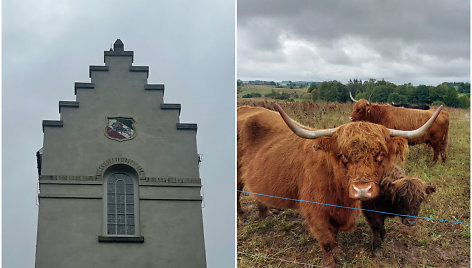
[238,0,469,83]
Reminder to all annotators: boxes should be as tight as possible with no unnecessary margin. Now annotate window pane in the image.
[127,225,135,235]
[117,194,125,204]
[126,204,134,213]
[107,203,116,213]
[117,214,125,224]
[126,194,134,204]
[116,180,124,193]
[117,204,125,213]
[107,194,115,204]
[125,184,133,194]
[107,224,116,235]
[126,214,134,224]
[107,214,116,224]
[117,224,126,235]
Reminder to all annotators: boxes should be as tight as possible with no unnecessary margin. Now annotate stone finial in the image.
[113,39,124,52]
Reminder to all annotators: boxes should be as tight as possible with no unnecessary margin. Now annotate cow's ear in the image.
[425,185,436,195]
[313,137,335,152]
[387,137,408,165]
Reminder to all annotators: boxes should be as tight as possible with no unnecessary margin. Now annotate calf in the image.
[361,166,436,256]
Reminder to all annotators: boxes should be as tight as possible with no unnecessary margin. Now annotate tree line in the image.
[308,79,470,108]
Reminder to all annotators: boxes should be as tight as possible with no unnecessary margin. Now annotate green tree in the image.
[443,86,459,107]
[458,94,470,108]
[318,81,348,102]
[409,85,429,104]
[387,92,408,104]
[307,83,317,93]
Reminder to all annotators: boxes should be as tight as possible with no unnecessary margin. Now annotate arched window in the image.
[106,172,136,235]
[101,164,140,239]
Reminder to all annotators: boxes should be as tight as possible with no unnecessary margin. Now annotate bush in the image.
[242,93,261,98]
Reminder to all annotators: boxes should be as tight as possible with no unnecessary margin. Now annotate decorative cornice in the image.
[177,123,198,131]
[89,65,109,78]
[42,120,63,132]
[129,66,149,78]
[74,82,94,95]
[59,101,79,113]
[144,84,165,91]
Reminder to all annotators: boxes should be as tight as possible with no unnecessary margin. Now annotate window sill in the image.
[98,236,144,243]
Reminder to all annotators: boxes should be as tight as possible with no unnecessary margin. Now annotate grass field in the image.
[237,99,470,267]
[237,84,310,101]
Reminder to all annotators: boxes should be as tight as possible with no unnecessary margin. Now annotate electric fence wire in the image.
[238,190,470,225]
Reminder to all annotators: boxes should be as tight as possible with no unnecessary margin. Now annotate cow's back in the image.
[237,106,314,209]
[375,105,449,145]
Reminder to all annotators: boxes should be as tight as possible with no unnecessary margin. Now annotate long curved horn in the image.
[274,103,338,139]
[350,92,358,103]
[368,92,373,105]
[388,105,443,140]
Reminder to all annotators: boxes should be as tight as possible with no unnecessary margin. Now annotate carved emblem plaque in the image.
[105,117,136,141]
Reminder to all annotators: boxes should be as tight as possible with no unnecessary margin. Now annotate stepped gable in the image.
[43,39,196,133]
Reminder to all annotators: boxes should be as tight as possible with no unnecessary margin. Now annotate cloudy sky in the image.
[238,0,470,86]
[3,0,234,267]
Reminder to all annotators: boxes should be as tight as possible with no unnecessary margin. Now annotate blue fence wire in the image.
[238,190,470,225]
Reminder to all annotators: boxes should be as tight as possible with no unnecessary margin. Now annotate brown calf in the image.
[362,166,436,256]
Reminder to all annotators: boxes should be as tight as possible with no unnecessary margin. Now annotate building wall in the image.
[35,42,206,268]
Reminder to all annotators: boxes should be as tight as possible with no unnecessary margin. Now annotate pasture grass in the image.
[237,100,470,267]
[237,84,309,101]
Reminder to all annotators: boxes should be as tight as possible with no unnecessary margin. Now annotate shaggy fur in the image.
[361,166,436,256]
[237,106,409,267]
[350,100,449,163]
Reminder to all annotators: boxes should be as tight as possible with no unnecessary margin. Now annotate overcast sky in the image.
[3,0,234,267]
[238,0,470,86]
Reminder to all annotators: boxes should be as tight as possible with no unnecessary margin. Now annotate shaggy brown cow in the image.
[350,93,449,164]
[237,104,442,267]
[362,166,436,256]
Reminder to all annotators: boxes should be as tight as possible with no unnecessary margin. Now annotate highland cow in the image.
[237,104,442,267]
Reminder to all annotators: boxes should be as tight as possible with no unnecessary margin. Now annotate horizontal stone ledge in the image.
[39,193,102,199]
[140,196,203,201]
[74,82,94,95]
[161,103,181,115]
[176,123,198,131]
[42,120,63,132]
[129,66,149,78]
[89,65,109,77]
[144,84,165,91]
[59,101,79,113]
[104,50,134,62]
[139,182,201,188]
[98,236,144,243]
[39,180,102,185]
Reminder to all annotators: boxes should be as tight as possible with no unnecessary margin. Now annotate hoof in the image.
[332,246,346,262]
[371,247,383,258]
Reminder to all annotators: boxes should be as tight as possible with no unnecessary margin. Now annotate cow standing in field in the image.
[350,93,449,164]
[237,104,443,267]
[361,166,436,256]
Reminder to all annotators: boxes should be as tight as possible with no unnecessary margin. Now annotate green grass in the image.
[237,100,470,267]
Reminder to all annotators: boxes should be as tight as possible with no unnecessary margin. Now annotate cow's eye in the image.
[338,154,348,165]
[375,153,385,163]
